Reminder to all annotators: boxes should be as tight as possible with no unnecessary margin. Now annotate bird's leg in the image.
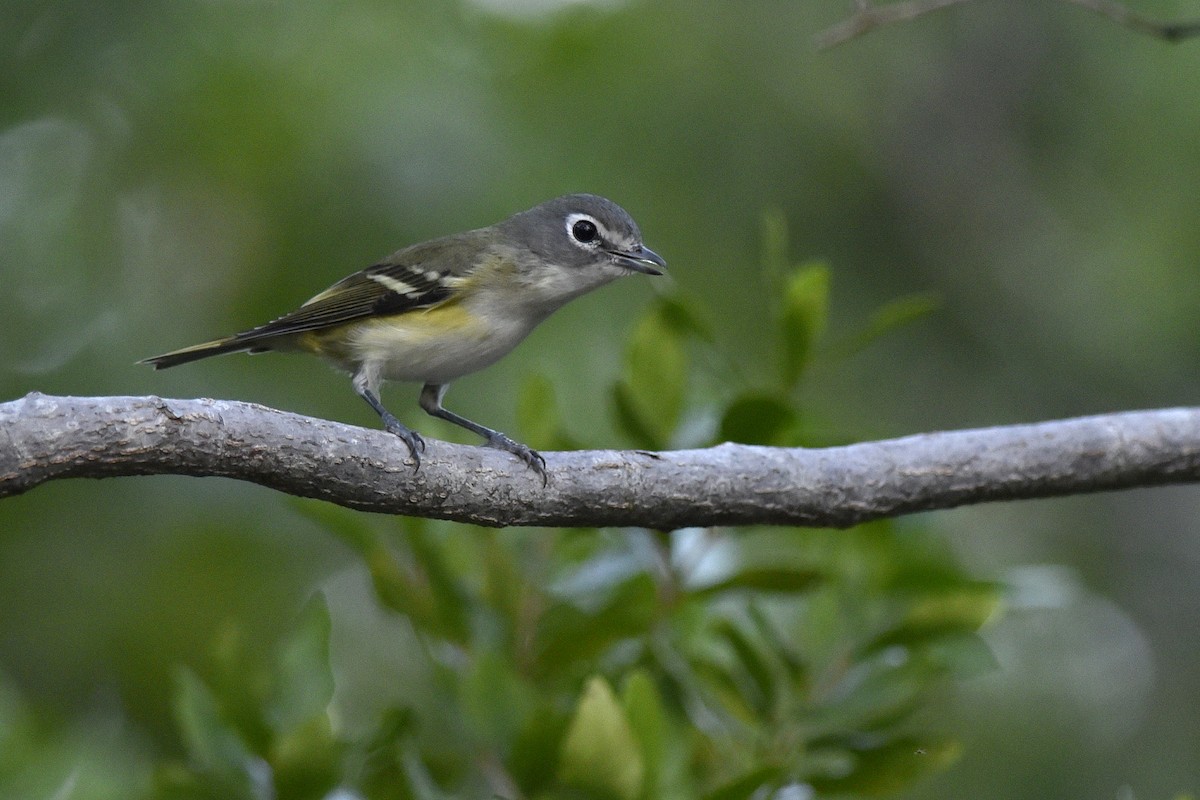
[353,369,424,467]
[419,383,546,483]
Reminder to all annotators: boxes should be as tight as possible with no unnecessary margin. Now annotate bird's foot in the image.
[382,415,425,469]
[484,432,547,485]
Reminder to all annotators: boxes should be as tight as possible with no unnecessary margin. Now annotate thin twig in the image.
[815,0,972,49]
[1062,0,1200,41]
[815,0,1200,49]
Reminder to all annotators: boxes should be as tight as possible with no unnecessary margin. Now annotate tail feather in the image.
[139,337,256,370]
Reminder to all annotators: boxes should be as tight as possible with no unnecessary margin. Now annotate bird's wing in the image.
[228,237,475,343]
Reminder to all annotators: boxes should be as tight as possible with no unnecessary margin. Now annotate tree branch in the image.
[1062,0,1200,42]
[4,393,1200,529]
[815,0,970,50]
[815,0,1200,49]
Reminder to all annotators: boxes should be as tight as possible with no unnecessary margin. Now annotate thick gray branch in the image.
[3,393,1199,528]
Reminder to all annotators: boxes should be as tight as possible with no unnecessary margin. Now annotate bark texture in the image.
[3,393,1199,528]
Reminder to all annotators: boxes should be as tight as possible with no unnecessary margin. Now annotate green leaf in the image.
[712,618,776,717]
[747,602,810,694]
[270,595,333,731]
[701,765,783,800]
[689,566,823,597]
[303,511,440,639]
[690,656,758,726]
[531,573,657,680]
[779,262,830,389]
[716,393,797,445]
[806,736,960,796]
[270,715,340,800]
[461,650,535,748]
[614,308,688,448]
[172,668,255,788]
[832,292,940,359]
[803,660,928,736]
[759,208,789,283]
[362,542,438,630]
[358,708,419,800]
[621,671,667,799]
[201,622,272,756]
[296,506,465,643]
[557,677,644,800]
[864,581,1002,654]
[924,632,1001,678]
[508,704,570,795]
[657,293,714,342]
[294,502,453,638]
[401,524,471,644]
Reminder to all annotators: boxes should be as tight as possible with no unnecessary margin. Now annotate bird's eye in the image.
[571,219,599,243]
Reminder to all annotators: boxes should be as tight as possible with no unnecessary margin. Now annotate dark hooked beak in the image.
[609,244,666,276]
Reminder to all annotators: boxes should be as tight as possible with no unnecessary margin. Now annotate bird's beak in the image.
[609,244,666,276]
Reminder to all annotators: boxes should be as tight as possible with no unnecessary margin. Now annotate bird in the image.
[140,193,666,481]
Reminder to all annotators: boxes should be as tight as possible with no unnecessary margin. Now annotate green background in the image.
[2,0,1199,797]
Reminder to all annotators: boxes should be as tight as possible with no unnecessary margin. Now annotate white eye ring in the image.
[566,213,604,247]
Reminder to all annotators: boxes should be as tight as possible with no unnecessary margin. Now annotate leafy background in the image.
[3,0,1200,797]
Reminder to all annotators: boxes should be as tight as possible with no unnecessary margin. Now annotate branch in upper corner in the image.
[4,393,1200,529]
[815,0,1200,49]
[1063,0,1200,42]
[814,0,970,50]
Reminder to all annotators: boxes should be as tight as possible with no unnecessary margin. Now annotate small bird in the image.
[141,193,665,479]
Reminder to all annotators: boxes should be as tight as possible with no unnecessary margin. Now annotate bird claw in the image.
[486,432,547,485]
[383,419,426,469]
[382,416,544,483]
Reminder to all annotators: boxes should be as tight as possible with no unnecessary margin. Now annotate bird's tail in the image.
[139,336,257,370]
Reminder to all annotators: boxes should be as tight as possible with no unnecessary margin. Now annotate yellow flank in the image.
[296,329,337,356]
[298,295,525,385]
[365,300,479,340]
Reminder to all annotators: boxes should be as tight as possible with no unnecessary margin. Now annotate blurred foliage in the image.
[2,253,994,799]
[4,0,1200,798]
[6,496,991,800]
